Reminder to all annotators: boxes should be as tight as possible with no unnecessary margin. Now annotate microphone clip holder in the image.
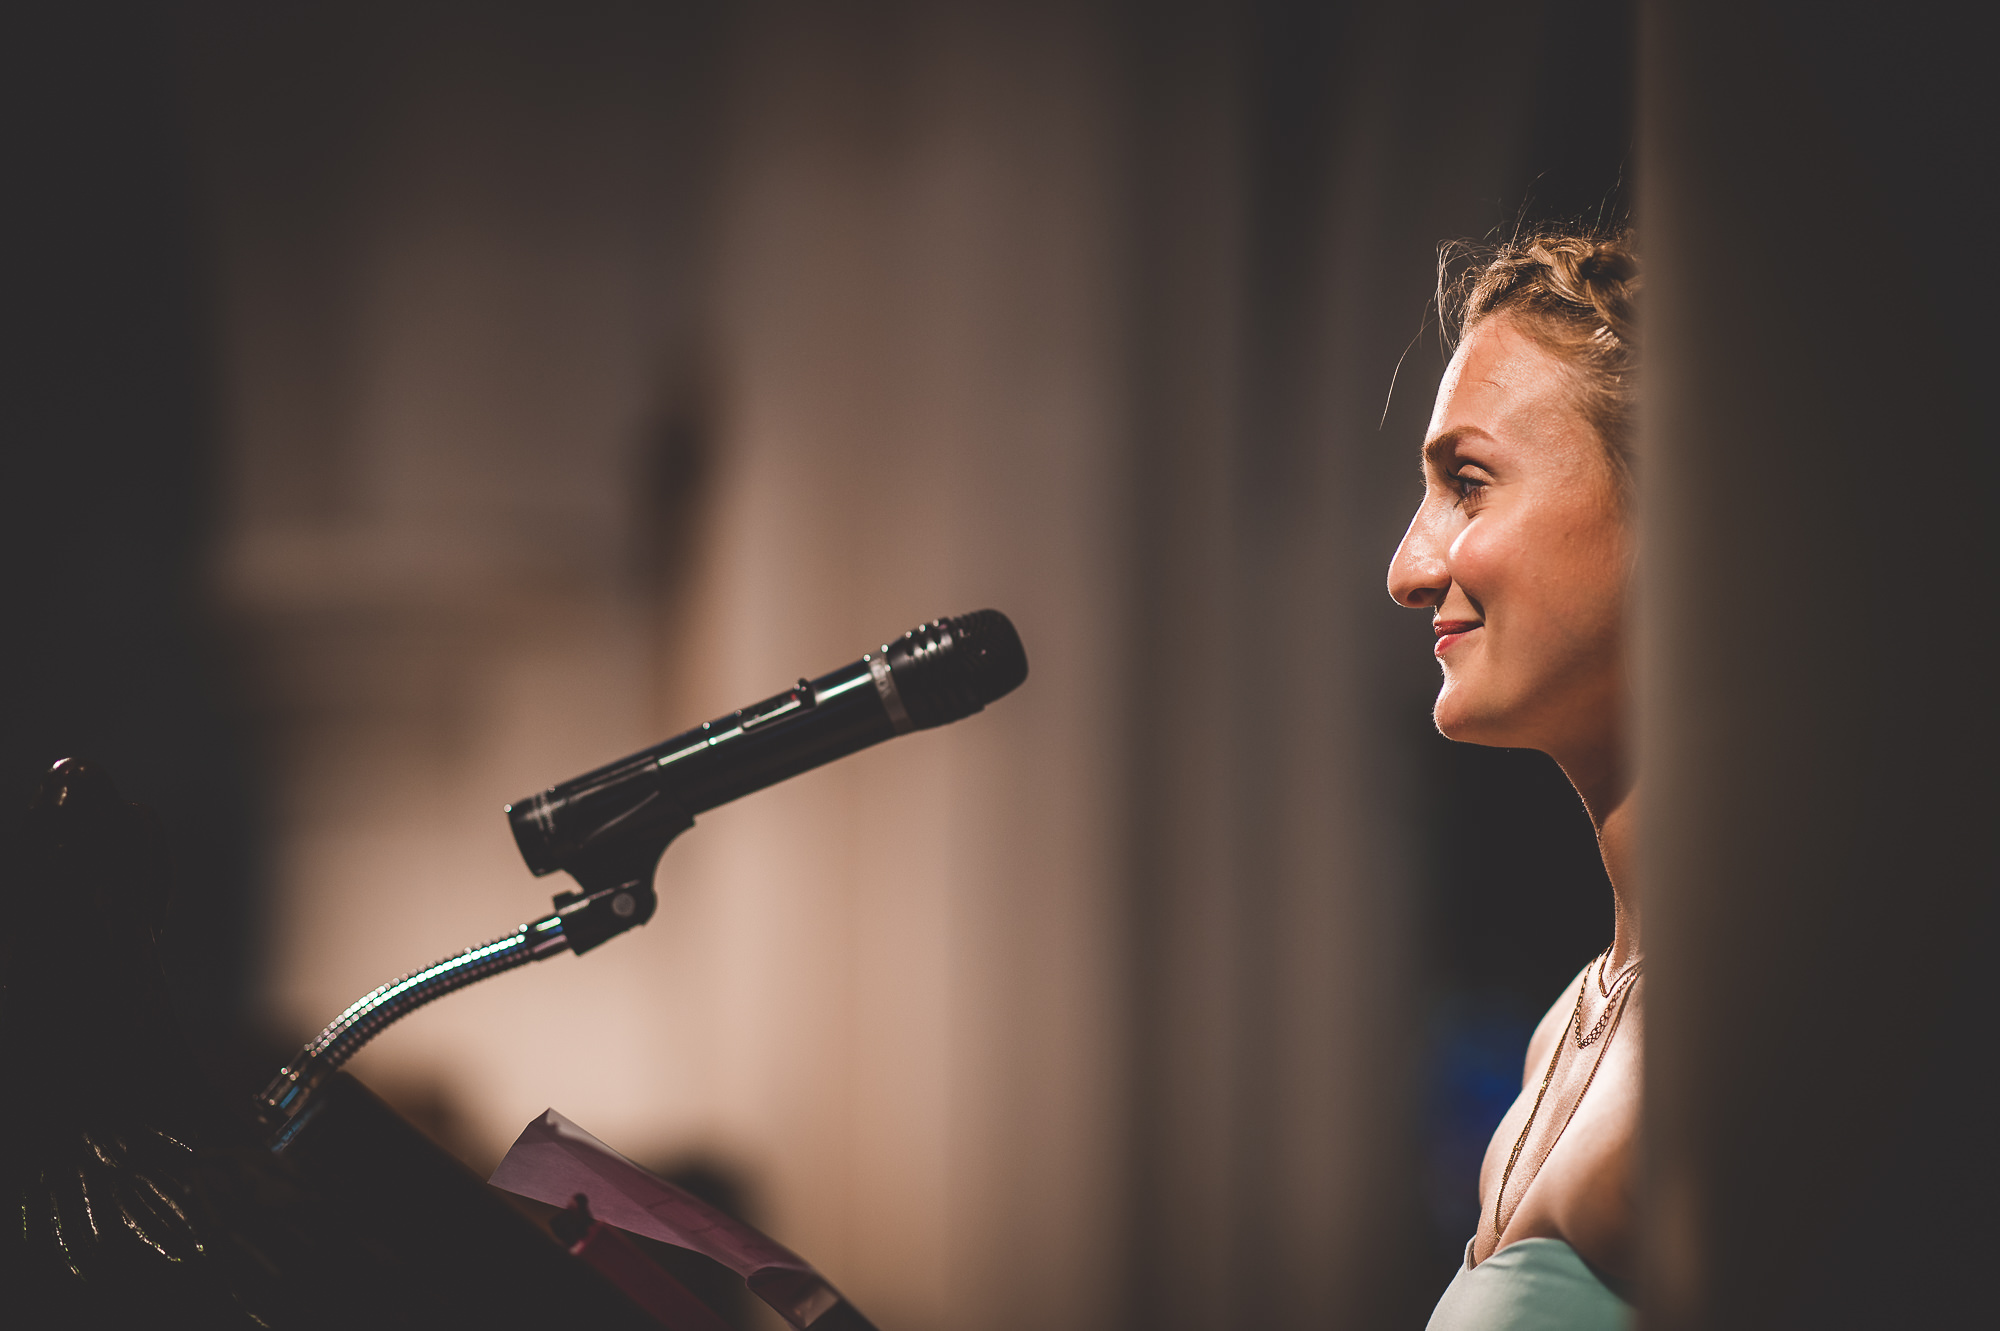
[542,781,696,954]
[546,840,675,956]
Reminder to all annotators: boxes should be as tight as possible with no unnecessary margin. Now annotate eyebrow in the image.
[1421,426,1492,471]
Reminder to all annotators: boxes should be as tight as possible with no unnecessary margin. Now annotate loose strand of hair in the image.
[1380,304,1435,432]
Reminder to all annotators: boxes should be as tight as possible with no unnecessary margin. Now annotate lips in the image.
[1433,619,1482,657]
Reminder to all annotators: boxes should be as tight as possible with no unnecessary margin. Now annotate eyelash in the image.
[1450,470,1488,510]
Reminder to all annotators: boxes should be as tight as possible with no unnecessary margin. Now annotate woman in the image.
[1389,232,1642,1329]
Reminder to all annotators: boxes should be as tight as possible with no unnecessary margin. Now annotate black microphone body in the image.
[504,611,1026,948]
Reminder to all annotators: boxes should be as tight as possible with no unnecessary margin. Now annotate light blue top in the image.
[1426,1239,1633,1331]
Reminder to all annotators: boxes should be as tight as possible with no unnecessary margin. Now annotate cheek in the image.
[1444,515,1518,606]
[1449,500,1629,635]
[1550,507,1633,633]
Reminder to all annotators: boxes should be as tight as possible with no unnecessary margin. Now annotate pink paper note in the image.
[490,1108,849,1329]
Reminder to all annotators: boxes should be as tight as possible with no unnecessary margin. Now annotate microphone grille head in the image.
[884,609,1029,728]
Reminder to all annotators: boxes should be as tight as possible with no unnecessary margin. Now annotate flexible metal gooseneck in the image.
[255,912,574,1147]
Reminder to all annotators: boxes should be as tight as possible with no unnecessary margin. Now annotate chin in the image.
[1432,682,1522,748]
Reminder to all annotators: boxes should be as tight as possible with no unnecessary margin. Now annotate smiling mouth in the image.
[1433,619,1482,657]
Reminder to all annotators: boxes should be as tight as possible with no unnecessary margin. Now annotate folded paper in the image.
[491,1108,868,1329]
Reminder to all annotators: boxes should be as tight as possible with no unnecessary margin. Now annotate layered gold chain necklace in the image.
[1490,947,1643,1240]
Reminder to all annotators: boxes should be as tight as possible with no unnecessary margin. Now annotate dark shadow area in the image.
[0,4,264,1076]
[1417,741,1615,1269]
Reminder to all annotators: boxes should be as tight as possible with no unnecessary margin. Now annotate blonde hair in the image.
[1441,230,1641,482]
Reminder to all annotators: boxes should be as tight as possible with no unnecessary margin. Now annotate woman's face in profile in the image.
[1388,317,1630,761]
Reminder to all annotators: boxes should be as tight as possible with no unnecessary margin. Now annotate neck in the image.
[1557,745,1641,974]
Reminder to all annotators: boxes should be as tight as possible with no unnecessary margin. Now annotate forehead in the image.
[1426,317,1583,448]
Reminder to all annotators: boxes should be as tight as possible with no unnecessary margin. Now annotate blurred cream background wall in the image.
[194,5,1125,1328]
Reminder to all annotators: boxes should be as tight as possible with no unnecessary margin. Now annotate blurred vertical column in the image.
[691,4,1126,1326]
[1116,4,1253,1327]
[1640,2,1988,1325]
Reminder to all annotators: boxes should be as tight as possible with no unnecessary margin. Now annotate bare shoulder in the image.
[1536,973,1644,1287]
[1476,961,1644,1288]
[1476,962,1595,1228]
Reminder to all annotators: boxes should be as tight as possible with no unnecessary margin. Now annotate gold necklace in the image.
[1576,950,1642,1047]
[1490,948,1642,1239]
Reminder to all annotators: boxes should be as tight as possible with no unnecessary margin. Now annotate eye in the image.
[1449,468,1490,511]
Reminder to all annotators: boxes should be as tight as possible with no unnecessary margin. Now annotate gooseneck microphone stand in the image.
[254,610,1027,1148]
[254,908,579,1146]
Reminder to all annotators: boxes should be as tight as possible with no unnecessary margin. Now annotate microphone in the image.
[504,609,1027,953]
[257,612,1023,1142]
[255,612,1025,1142]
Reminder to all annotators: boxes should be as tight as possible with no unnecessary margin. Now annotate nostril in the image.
[1395,581,1446,610]
[1386,572,1430,608]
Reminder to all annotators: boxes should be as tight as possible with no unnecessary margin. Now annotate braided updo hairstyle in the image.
[1441,230,1641,486]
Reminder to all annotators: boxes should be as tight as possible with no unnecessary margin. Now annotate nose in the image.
[1388,501,1450,609]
